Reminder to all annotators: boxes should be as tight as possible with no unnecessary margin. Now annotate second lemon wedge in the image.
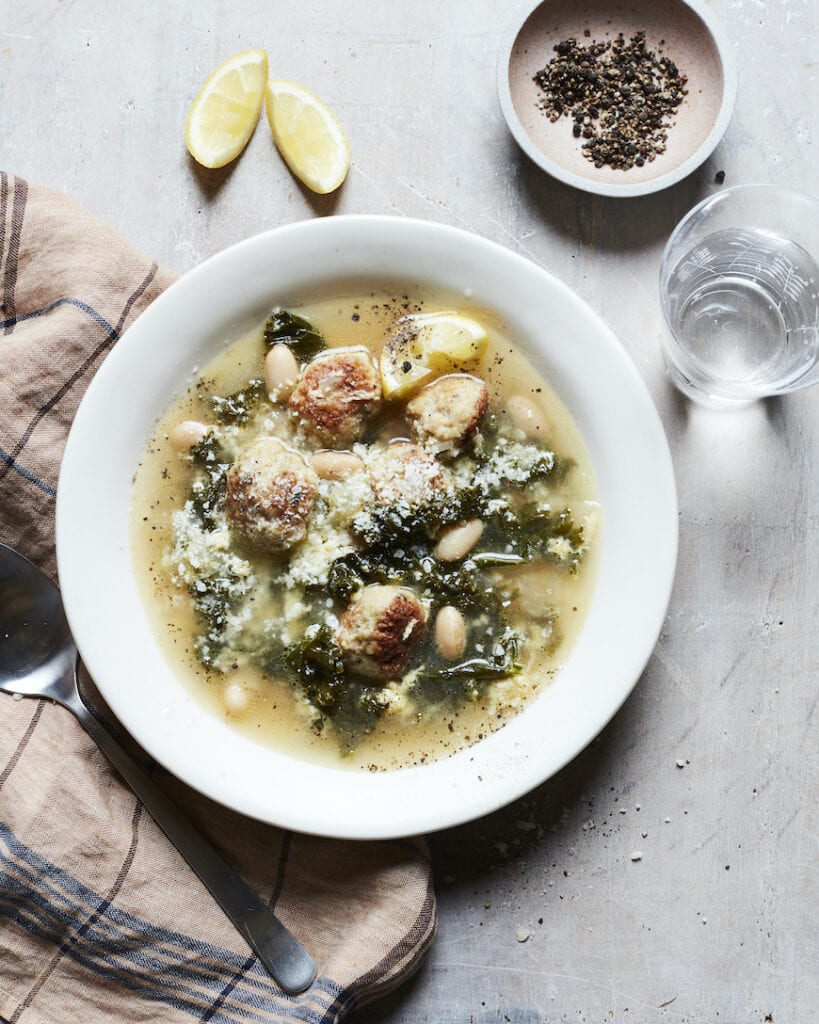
[265,80,350,194]
[185,49,269,169]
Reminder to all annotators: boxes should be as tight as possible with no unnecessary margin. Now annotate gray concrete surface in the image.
[2,1,817,1021]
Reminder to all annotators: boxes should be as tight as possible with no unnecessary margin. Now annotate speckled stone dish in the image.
[497,0,737,197]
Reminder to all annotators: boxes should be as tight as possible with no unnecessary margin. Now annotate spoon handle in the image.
[69,696,316,995]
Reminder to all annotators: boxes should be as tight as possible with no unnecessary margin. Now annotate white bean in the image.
[265,345,299,401]
[223,682,250,716]
[434,519,484,562]
[435,605,467,661]
[170,420,211,450]
[507,394,549,440]
[309,450,365,480]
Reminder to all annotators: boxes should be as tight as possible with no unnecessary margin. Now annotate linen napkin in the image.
[0,174,436,1024]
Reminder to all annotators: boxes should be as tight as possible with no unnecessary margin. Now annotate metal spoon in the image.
[0,542,316,995]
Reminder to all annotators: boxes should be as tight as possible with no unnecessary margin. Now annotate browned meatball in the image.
[289,347,381,444]
[406,374,488,452]
[368,442,447,507]
[336,584,427,680]
[225,437,319,552]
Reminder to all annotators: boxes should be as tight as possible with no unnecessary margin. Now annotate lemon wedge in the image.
[185,50,268,169]
[265,80,350,194]
[380,312,489,399]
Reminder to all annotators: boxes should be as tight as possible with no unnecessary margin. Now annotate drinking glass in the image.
[659,184,819,406]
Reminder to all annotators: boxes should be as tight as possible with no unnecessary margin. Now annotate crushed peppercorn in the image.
[533,31,688,171]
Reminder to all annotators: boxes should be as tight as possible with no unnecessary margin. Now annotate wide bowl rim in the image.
[56,215,678,839]
[496,0,738,198]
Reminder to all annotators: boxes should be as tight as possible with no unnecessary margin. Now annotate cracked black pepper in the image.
[533,31,688,171]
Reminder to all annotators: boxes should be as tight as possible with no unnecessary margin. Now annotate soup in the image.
[131,289,599,770]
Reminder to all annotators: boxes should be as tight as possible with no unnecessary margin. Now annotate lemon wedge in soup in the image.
[185,50,269,169]
[380,312,489,399]
[265,80,351,194]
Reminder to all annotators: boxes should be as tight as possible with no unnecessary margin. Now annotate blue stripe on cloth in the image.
[200,955,258,1024]
[0,825,341,1022]
[0,296,118,340]
[0,892,296,1024]
[0,297,120,495]
[0,896,261,1024]
[0,887,298,1024]
[0,890,339,1024]
[0,823,266,978]
[0,446,56,497]
[0,829,343,1006]
[1,843,251,989]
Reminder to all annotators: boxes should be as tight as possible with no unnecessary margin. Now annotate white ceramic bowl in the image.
[57,217,677,839]
[497,0,737,197]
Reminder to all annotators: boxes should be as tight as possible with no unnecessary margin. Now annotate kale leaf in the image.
[263,308,326,365]
[191,571,249,668]
[281,625,386,754]
[285,625,347,711]
[189,433,230,528]
[509,504,585,573]
[410,629,522,709]
[211,378,266,426]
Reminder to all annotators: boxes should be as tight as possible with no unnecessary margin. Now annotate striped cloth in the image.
[0,175,435,1024]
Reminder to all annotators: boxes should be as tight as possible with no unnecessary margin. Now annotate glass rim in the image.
[662,182,819,264]
[658,182,819,318]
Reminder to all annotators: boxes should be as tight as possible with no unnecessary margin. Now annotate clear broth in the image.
[130,288,599,770]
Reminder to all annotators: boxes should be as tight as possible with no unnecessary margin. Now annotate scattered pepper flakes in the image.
[516,927,530,942]
[630,850,643,861]
[533,31,688,171]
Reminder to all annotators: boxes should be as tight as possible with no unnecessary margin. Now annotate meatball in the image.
[336,584,427,680]
[406,374,488,452]
[368,442,447,507]
[225,437,319,552]
[289,346,381,444]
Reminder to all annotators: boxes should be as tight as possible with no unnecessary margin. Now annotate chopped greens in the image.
[179,435,252,667]
[286,625,346,711]
[211,379,266,426]
[283,626,385,753]
[511,505,586,572]
[411,629,522,709]
[263,308,326,365]
[192,569,254,668]
[303,432,585,739]
[189,434,230,528]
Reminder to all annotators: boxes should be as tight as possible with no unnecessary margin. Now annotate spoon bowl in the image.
[0,544,75,699]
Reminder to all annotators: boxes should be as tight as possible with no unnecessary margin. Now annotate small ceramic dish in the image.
[497,0,737,197]
[57,217,677,839]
